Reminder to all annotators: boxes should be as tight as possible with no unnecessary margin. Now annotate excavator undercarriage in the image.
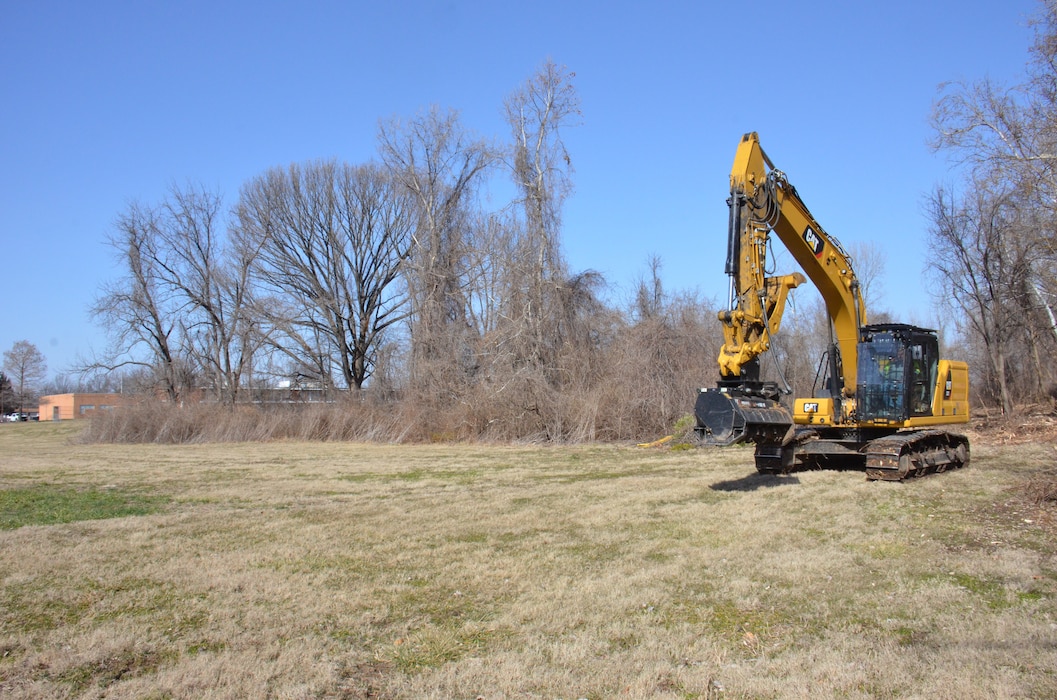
[752,424,971,480]
[696,388,971,481]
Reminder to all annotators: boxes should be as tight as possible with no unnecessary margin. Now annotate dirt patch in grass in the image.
[965,410,1057,541]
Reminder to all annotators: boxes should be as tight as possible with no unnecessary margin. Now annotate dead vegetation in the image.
[1019,469,1057,506]
[967,404,1057,446]
[965,408,1057,526]
[2,420,1057,698]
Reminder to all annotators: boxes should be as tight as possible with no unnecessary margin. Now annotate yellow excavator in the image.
[695,132,970,480]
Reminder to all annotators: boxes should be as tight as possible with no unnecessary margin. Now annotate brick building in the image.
[37,393,127,421]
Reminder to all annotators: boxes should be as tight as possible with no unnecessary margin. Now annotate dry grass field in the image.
[1,420,1056,699]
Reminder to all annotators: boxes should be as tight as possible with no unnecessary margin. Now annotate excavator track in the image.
[752,428,970,480]
[863,430,970,481]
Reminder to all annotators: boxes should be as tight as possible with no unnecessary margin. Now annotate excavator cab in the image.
[855,324,939,424]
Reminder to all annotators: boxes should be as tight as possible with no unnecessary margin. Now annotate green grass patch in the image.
[918,571,1036,611]
[387,625,498,673]
[1,578,99,633]
[0,484,168,529]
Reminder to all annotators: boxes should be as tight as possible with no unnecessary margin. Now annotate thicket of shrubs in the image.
[78,294,724,445]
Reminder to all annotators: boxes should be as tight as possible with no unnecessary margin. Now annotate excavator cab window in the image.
[907,338,939,417]
[857,333,907,422]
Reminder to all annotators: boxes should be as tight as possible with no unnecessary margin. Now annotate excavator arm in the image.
[719,132,866,390]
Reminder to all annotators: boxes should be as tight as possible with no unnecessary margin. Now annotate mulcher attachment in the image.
[694,387,793,448]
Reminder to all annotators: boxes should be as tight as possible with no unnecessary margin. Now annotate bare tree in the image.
[236,161,415,390]
[378,107,496,391]
[463,211,516,337]
[89,185,258,404]
[152,184,260,405]
[505,60,579,272]
[931,2,1057,211]
[932,71,1057,343]
[847,241,887,313]
[41,373,78,395]
[3,340,47,415]
[503,60,582,369]
[928,1,1057,408]
[924,183,1036,414]
[633,255,666,322]
[91,202,187,402]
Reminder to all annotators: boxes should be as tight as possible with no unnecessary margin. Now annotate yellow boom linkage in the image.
[719,132,864,395]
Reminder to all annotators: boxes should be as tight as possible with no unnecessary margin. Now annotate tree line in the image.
[926,0,1057,414]
[85,61,722,441]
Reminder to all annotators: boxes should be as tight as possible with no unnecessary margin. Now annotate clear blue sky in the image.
[0,0,1039,377]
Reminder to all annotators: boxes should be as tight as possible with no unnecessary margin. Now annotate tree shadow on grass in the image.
[710,472,801,492]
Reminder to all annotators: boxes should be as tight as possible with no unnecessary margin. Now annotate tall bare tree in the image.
[236,161,415,390]
[153,184,259,405]
[931,2,1057,212]
[90,185,258,404]
[924,183,1034,414]
[503,60,582,370]
[91,202,187,402]
[378,107,496,391]
[3,340,47,415]
[929,0,1057,407]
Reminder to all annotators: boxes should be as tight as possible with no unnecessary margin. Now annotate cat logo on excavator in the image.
[803,226,824,257]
